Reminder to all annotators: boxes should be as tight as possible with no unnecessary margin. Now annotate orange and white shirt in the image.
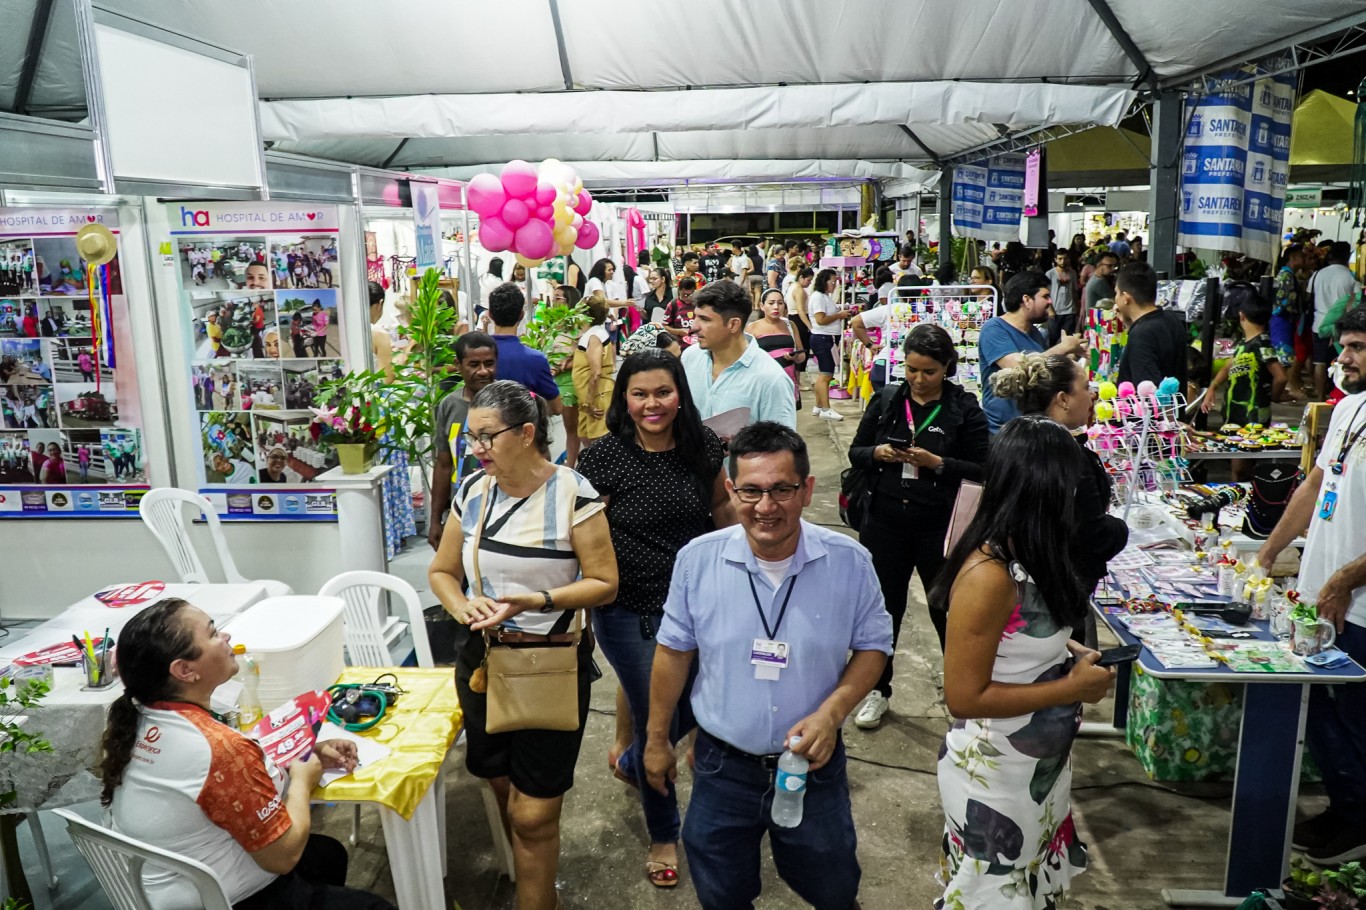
[111,701,290,908]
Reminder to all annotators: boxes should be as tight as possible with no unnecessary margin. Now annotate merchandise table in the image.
[1093,602,1366,906]
[313,667,464,910]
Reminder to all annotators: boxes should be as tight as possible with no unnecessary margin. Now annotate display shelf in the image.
[1183,449,1301,461]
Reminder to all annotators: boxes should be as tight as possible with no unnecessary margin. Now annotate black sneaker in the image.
[1306,825,1366,865]
[1294,809,1345,852]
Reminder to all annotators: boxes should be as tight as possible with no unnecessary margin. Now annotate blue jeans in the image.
[592,607,695,844]
[1306,621,1366,817]
[683,731,860,910]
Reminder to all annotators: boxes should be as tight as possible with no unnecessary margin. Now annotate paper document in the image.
[316,722,393,786]
[703,407,750,439]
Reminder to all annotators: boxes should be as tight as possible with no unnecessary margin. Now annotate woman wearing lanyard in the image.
[847,324,989,730]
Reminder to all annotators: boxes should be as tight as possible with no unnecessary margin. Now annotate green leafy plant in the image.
[1290,854,1324,896]
[0,674,53,907]
[310,376,386,448]
[521,300,590,371]
[1317,862,1366,908]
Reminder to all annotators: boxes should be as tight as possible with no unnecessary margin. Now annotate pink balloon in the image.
[480,216,513,252]
[514,219,554,260]
[534,181,558,206]
[535,204,554,220]
[501,197,530,229]
[573,188,593,216]
[575,220,599,250]
[501,160,539,200]
[467,173,505,218]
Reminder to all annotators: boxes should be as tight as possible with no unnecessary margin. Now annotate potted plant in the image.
[0,673,53,907]
[308,382,384,474]
[1316,862,1366,909]
[1285,855,1323,910]
[521,298,590,376]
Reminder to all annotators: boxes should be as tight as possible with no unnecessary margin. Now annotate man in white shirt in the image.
[1259,307,1366,863]
[1311,242,1362,400]
[727,242,752,283]
[888,244,922,280]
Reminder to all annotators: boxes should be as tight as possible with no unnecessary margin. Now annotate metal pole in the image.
[1196,275,1220,430]
[461,184,475,327]
[1148,90,1183,277]
[938,167,955,281]
[686,211,691,247]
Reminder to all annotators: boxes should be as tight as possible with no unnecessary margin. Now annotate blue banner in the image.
[952,155,1025,244]
[1178,67,1294,264]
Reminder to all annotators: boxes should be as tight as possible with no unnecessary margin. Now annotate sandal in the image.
[612,748,641,791]
[646,860,680,889]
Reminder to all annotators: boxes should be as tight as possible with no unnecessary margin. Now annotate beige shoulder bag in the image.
[469,475,582,734]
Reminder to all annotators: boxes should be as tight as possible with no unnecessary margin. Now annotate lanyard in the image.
[903,398,942,445]
[1331,402,1366,476]
[747,572,798,640]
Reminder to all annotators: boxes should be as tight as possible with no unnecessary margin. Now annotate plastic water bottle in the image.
[771,735,809,828]
[232,644,262,731]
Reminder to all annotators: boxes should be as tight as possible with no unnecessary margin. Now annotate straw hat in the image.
[75,223,118,266]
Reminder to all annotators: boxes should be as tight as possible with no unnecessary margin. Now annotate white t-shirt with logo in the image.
[111,701,289,908]
[1300,393,1366,628]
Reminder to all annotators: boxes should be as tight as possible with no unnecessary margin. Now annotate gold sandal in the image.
[646,860,680,889]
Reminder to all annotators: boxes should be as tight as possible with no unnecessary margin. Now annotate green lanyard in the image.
[904,399,942,444]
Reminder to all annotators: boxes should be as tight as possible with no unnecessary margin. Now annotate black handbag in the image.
[839,466,872,530]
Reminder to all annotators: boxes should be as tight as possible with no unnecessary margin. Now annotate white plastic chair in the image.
[319,570,433,669]
[138,488,292,598]
[53,808,233,910]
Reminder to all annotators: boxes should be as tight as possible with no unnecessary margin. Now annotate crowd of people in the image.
[93,228,1366,910]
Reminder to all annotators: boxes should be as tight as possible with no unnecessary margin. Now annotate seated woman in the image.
[100,598,394,910]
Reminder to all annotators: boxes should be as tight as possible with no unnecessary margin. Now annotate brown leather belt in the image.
[492,630,577,645]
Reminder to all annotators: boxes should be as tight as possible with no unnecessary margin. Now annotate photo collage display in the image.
[0,230,144,486]
[179,234,344,485]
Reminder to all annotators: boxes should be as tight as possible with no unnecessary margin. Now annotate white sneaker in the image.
[811,405,821,416]
[855,691,889,729]
[817,408,844,422]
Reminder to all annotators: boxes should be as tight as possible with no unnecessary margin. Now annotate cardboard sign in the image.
[14,637,109,667]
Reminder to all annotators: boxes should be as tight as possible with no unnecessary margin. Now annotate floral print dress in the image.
[938,563,1087,909]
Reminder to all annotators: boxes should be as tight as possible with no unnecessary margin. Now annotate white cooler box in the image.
[227,595,345,711]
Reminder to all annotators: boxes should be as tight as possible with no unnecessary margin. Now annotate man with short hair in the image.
[681,281,797,429]
[978,270,1085,433]
[700,245,726,284]
[1045,250,1079,346]
[1084,251,1119,311]
[728,241,752,284]
[645,422,892,910]
[888,244,922,280]
[1312,242,1362,400]
[1115,261,1188,390]
[664,277,699,348]
[679,252,706,289]
[428,331,499,550]
[1259,307,1366,863]
[244,262,272,290]
[486,282,563,410]
[1109,230,1131,259]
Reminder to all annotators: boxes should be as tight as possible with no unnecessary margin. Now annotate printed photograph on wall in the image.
[31,298,92,338]
[32,237,88,295]
[253,410,335,483]
[282,359,342,409]
[1,384,56,429]
[0,432,33,482]
[0,240,36,297]
[179,238,271,291]
[201,411,255,484]
[0,339,51,384]
[100,427,145,483]
[191,361,238,411]
[236,362,284,411]
[51,339,111,384]
[23,429,66,483]
[55,382,118,428]
[275,289,341,358]
[269,236,338,289]
[189,291,279,360]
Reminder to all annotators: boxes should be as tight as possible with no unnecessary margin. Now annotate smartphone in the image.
[885,436,911,450]
[1096,644,1142,667]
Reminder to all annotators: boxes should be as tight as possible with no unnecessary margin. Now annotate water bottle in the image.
[771,735,809,828]
[232,644,262,731]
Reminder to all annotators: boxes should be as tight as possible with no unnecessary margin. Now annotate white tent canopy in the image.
[5,0,1366,188]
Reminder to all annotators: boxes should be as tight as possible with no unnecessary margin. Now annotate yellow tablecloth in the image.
[313,667,462,821]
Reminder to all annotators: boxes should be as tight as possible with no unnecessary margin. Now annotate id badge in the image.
[751,638,790,680]
[902,462,918,481]
[1320,490,1338,521]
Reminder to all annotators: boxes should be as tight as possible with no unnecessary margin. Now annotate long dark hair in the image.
[99,598,201,806]
[649,268,673,302]
[928,415,1086,628]
[606,349,716,496]
[588,258,614,285]
[566,255,587,293]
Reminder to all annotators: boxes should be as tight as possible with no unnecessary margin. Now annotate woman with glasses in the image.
[847,324,989,730]
[99,598,392,909]
[642,267,673,325]
[968,265,998,315]
[573,295,615,451]
[430,380,617,910]
[746,287,806,407]
[576,350,733,888]
[932,416,1113,909]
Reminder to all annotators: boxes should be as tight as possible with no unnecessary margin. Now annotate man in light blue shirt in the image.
[680,280,797,430]
[646,422,890,910]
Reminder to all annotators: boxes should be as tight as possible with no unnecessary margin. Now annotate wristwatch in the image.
[538,590,555,613]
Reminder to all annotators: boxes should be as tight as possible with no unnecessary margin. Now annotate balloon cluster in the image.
[466,159,599,267]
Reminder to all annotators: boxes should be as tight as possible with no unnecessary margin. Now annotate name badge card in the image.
[752,638,790,680]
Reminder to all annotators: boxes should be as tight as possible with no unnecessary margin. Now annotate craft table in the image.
[1093,602,1366,907]
[313,666,466,910]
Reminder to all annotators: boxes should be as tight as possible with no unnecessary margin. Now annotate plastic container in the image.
[771,735,809,828]
[225,595,345,712]
[232,644,262,730]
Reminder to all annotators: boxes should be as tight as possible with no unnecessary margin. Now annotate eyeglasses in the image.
[461,425,521,449]
[733,483,802,504]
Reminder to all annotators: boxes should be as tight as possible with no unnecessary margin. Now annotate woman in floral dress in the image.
[931,415,1116,909]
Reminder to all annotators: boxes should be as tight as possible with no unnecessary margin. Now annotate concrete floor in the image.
[19,394,1318,909]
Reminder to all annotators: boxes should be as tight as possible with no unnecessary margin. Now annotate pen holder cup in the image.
[81,651,118,691]
[1291,618,1336,657]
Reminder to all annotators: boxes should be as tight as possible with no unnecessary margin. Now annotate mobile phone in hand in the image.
[885,436,911,450]
[1096,644,1142,667]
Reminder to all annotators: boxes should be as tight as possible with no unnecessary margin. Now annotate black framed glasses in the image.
[733,483,802,504]
[461,425,521,449]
